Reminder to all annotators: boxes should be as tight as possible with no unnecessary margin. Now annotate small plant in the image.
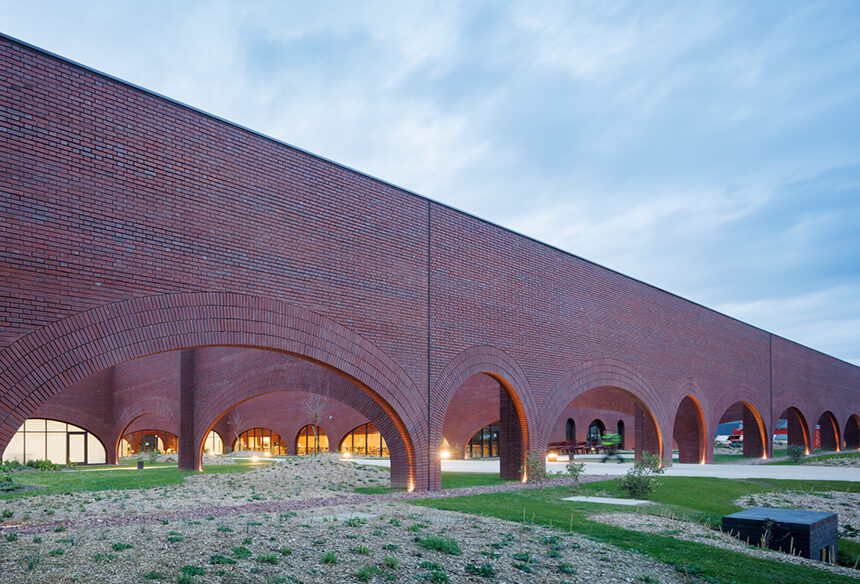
[415,535,462,555]
[111,542,133,551]
[566,460,586,490]
[466,563,495,577]
[180,565,206,576]
[278,547,293,556]
[0,475,18,491]
[26,459,60,471]
[257,553,279,565]
[54,525,66,533]
[786,444,805,463]
[356,564,381,581]
[216,526,233,532]
[5,532,18,542]
[343,516,365,527]
[382,543,399,551]
[384,556,399,569]
[48,548,65,556]
[617,451,665,499]
[522,450,548,488]
[559,562,578,574]
[33,536,42,544]
[232,546,252,559]
[321,551,339,564]
[210,554,237,565]
[351,544,372,555]
[144,571,164,580]
[1,509,13,519]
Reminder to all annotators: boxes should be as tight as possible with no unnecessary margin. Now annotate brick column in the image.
[499,388,524,480]
[673,398,701,464]
[742,407,764,458]
[786,412,807,450]
[178,349,200,471]
[634,405,660,462]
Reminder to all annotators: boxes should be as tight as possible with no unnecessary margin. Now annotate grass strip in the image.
[413,479,859,584]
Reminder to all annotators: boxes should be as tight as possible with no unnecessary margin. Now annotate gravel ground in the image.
[0,499,692,583]
[1,454,390,528]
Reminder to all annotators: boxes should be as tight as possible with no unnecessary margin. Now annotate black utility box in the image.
[722,507,837,562]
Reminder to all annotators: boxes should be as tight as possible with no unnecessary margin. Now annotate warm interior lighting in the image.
[546,452,557,461]
[264,452,272,458]
[251,455,259,462]
[342,451,351,458]
[761,453,767,460]
[440,449,450,459]
[408,481,414,492]
[806,449,810,455]
[521,473,528,483]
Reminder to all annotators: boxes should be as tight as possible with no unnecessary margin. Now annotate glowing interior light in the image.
[521,473,528,483]
[546,452,557,461]
[440,449,450,459]
[251,455,259,463]
[342,451,351,458]
[264,452,272,458]
[408,481,415,492]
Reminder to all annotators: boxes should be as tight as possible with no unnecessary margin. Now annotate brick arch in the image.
[196,367,413,487]
[543,359,667,462]
[0,292,425,489]
[813,410,841,452]
[671,395,706,464]
[431,345,538,486]
[711,385,769,459]
[845,414,860,450]
[774,405,811,453]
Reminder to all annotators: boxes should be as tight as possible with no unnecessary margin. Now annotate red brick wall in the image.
[1,36,859,487]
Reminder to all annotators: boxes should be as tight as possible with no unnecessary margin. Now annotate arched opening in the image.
[617,420,625,449]
[439,372,529,480]
[672,396,705,464]
[0,294,424,490]
[2,419,106,465]
[586,419,606,446]
[234,428,287,455]
[845,414,860,450]
[815,411,840,452]
[203,430,224,455]
[775,407,810,454]
[339,423,388,457]
[714,401,767,459]
[550,386,661,462]
[296,425,328,455]
[565,418,575,442]
[119,429,178,457]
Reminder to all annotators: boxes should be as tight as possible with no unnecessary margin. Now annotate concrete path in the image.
[347,457,860,482]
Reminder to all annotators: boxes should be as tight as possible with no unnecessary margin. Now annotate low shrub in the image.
[786,444,805,463]
[617,451,665,499]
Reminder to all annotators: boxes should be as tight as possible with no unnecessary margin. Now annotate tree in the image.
[302,394,327,454]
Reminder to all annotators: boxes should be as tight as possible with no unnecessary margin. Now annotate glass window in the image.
[25,419,45,432]
[338,424,388,457]
[203,431,224,455]
[4,432,24,463]
[119,429,178,457]
[235,428,286,455]
[2,419,108,465]
[296,425,328,455]
[46,420,67,432]
[466,422,500,459]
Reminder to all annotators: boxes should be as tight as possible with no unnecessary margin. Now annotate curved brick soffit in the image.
[115,412,180,457]
[195,367,410,470]
[810,409,842,447]
[668,378,708,446]
[541,358,668,450]
[772,402,812,447]
[0,292,425,471]
[431,345,538,450]
[710,384,770,443]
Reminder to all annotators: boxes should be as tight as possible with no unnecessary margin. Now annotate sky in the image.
[2,1,859,365]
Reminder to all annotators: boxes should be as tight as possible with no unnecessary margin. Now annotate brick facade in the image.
[1,35,859,489]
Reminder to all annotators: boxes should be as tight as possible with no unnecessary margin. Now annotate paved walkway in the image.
[349,457,860,481]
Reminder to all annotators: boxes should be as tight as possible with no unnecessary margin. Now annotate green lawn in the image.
[413,477,860,582]
[0,462,268,499]
[355,472,512,494]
